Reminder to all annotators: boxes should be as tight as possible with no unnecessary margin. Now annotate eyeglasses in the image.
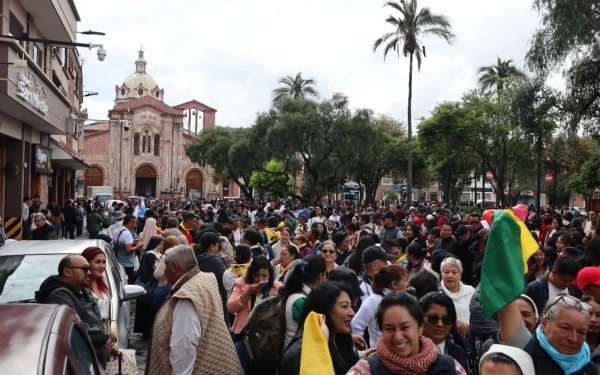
[544,295,592,315]
[68,266,91,273]
[424,314,453,326]
[321,250,336,254]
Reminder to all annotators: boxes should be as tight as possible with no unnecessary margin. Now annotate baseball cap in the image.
[577,267,600,289]
[580,211,588,216]
[373,212,383,220]
[362,245,396,264]
[384,211,396,220]
[327,267,364,299]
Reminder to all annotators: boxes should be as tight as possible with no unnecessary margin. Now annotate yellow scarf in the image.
[300,312,334,375]
[279,262,291,278]
[230,263,250,277]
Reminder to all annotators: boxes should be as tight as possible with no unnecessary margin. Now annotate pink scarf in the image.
[376,335,438,375]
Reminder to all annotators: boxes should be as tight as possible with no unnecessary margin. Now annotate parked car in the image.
[0,303,106,375]
[0,239,144,347]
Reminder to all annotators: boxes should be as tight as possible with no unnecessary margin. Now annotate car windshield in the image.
[0,254,67,303]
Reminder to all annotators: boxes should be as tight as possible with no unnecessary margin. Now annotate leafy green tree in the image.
[184,127,261,199]
[527,0,600,136]
[569,153,600,209]
[373,0,455,202]
[272,72,319,105]
[249,160,298,199]
[477,57,526,92]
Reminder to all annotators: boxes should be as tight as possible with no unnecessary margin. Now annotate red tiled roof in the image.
[111,96,183,116]
[173,99,217,112]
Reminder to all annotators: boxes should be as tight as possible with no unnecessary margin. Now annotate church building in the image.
[82,49,240,199]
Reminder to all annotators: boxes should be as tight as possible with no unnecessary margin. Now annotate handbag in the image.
[150,283,172,310]
[105,349,138,375]
[134,276,156,304]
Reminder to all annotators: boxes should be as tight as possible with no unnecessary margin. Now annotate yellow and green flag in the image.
[300,312,334,375]
[480,209,539,319]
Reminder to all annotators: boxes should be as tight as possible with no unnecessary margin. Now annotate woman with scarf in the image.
[273,244,300,282]
[280,281,359,375]
[133,235,164,339]
[272,227,293,258]
[498,294,598,374]
[140,217,160,256]
[293,235,313,258]
[439,257,475,339]
[223,244,252,298]
[279,254,327,347]
[347,291,466,375]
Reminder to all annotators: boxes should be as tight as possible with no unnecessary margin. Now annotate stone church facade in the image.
[82,49,239,199]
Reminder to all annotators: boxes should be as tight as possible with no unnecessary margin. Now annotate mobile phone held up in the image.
[257,280,269,287]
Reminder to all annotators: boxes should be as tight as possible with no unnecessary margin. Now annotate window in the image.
[222,182,230,197]
[59,48,66,66]
[31,44,43,66]
[69,326,99,375]
[133,133,140,155]
[0,254,66,303]
[9,14,24,48]
[154,134,160,156]
[52,71,62,89]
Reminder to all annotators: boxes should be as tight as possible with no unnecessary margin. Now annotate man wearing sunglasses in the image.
[36,254,113,367]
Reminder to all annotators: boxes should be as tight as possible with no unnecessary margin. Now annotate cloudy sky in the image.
[76,0,545,129]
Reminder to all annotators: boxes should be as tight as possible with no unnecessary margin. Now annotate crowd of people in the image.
[26,196,600,374]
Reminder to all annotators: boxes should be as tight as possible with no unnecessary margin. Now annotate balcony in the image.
[19,0,81,42]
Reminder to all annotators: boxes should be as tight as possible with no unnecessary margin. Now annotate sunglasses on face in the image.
[424,314,453,326]
[321,250,336,254]
[68,266,91,273]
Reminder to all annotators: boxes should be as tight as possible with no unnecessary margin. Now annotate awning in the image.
[49,141,90,170]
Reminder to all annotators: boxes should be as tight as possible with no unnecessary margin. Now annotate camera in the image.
[122,120,131,131]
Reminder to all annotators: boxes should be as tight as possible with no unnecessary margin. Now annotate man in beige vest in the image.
[146,245,243,375]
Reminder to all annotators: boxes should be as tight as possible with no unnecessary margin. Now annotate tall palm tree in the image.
[477,57,526,92]
[272,72,319,105]
[373,0,454,202]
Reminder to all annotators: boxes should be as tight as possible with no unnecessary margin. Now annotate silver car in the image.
[0,239,144,348]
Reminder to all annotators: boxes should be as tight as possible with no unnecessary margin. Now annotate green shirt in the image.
[86,212,103,232]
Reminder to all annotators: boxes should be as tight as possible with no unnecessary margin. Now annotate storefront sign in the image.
[34,145,50,174]
[16,71,49,116]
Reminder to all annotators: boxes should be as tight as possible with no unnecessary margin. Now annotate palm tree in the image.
[477,57,526,92]
[272,72,319,105]
[373,0,454,203]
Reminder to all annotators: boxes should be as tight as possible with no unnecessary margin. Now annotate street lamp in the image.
[1,33,107,61]
[83,91,99,97]
[546,150,558,207]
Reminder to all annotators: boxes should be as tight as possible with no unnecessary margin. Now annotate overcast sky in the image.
[76,0,544,129]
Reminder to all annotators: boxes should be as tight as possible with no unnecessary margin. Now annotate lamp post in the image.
[1,33,107,61]
[546,150,558,207]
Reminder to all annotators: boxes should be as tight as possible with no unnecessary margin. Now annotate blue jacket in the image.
[523,275,576,315]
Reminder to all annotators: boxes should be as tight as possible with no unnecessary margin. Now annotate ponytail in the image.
[371,265,406,296]
[280,254,326,298]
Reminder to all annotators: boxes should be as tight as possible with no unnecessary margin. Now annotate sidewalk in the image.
[128,301,149,373]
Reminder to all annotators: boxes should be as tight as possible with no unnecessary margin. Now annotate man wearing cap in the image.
[577,267,600,299]
[108,211,125,238]
[372,213,384,236]
[359,245,395,302]
[379,212,403,241]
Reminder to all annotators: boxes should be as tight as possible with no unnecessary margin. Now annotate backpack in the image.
[243,294,287,369]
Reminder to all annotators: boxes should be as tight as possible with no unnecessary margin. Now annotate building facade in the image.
[83,49,238,200]
[0,0,87,238]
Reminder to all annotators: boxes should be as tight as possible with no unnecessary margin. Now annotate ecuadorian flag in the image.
[480,209,539,319]
[300,312,334,375]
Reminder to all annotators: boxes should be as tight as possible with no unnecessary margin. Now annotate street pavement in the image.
[128,301,149,373]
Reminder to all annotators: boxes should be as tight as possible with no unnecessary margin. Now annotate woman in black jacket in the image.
[194,231,228,325]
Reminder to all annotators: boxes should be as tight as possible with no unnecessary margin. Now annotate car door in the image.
[67,324,103,375]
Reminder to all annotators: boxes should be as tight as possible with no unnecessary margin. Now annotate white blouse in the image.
[93,291,111,320]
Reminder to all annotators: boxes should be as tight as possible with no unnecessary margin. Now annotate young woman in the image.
[223,244,252,298]
[347,292,465,374]
[531,248,549,279]
[51,204,63,239]
[556,233,573,253]
[406,242,429,276]
[227,256,282,338]
[346,236,376,275]
[321,240,339,273]
[273,244,301,282]
[479,345,535,375]
[581,295,600,352]
[420,291,469,372]
[279,254,327,347]
[133,235,164,339]
[351,265,407,348]
[272,227,293,259]
[280,281,359,375]
[295,215,309,237]
[405,223,427,249]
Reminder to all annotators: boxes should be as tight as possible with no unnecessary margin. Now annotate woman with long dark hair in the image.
[406,243,429,276]
[279,254,327,347]
[346,235,376,275]
[280,281,359,375]
[405,223,427,249]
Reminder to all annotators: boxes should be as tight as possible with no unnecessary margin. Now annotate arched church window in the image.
[121,88,126,96]
[133,133,140,155]
[154,134,160,156]
[138,88,144,96]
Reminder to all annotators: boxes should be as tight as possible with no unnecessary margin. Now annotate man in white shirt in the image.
[584,210,598,235]
[146,245,243,375]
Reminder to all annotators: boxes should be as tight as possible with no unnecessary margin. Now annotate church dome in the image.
[115,48,164,102]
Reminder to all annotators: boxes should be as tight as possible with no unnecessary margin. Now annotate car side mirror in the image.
[122,285,146,301]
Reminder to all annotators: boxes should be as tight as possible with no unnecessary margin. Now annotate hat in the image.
[362,245,396,264]
[580,211,588,216]
[518,294,539,320]
[426,214,434,221]
[480,344,534,375]
[327,267,364,299]
[384,211,396,220]
[113,211,125,221]
[576,267,600,289]
[373,212,383,220]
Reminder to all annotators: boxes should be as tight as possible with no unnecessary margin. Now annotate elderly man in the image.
[35,254,115,366]
[161,217,189,245]
[147,245,242,375]
[30,213,57,240]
